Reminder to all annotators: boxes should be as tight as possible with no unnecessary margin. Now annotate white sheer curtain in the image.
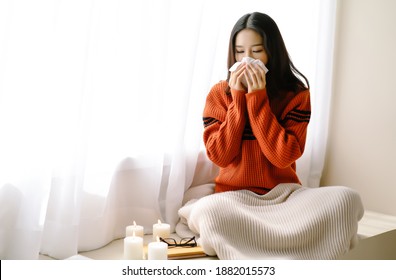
[0,0,336,259]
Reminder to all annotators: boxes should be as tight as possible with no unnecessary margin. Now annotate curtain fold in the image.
[0,0,336,259]
[296,0,337,188]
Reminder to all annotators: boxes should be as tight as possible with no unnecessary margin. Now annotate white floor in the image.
[39,210,396,260]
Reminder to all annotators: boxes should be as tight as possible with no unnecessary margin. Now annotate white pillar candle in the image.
[126,221,144,238]
[152,219,170,241]
[124,232,144,260]
[148,236,168,260]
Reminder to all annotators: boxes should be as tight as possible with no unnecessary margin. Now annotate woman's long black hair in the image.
[226,12,309,97]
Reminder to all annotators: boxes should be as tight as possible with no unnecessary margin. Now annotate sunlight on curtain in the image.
[0,0,336,259]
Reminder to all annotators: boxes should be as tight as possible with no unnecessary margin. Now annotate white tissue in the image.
[229,56,269,73]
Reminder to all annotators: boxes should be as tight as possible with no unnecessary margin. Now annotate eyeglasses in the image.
[159,236,197,248]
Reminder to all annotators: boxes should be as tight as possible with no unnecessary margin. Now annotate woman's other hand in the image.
[229,63,247,92]
[245,63,266,92]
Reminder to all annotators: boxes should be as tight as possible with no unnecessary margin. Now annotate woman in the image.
[177,12,363,260]
[203,12,310,194]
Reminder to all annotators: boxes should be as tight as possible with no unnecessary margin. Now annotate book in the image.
[167,246,207,260]
[143,245,207,260]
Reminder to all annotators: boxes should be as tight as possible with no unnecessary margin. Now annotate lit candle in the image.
[148,236,168,260]
[126,221,144,238]
[124,232,144,260]
[152,219,170,241]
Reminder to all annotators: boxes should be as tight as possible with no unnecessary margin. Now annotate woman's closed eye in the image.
[235,49,263,54]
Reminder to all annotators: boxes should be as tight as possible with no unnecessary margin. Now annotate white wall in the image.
[321,0,396,216]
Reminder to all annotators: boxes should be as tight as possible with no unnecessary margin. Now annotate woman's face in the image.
[234,28,268,65]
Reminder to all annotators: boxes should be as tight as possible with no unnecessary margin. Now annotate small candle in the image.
[152,219,170,241]
[124,232,144,260]
[126,221,144,238]
[148,236,168,260]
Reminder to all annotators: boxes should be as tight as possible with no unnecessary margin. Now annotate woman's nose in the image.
[244,51,253,58]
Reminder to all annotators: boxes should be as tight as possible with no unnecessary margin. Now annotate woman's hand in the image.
[229,63,247,92]
[244,63,266,92]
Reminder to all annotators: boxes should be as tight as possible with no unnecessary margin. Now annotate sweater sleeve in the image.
[203,84,247,167]
[246,88,311,168]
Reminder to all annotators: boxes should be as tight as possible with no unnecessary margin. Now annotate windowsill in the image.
[39,210,396,260]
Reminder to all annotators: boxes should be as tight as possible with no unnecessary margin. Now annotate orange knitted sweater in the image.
[203,80,311,195]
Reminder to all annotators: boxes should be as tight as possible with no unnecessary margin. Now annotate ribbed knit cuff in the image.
[245,88,267,108]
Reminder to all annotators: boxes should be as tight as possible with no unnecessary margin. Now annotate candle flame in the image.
[156,235,160,242]
[157,219,161,225]
[133,221,137,226]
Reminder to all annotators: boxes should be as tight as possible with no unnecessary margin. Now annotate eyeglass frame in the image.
[159,236,197,248]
